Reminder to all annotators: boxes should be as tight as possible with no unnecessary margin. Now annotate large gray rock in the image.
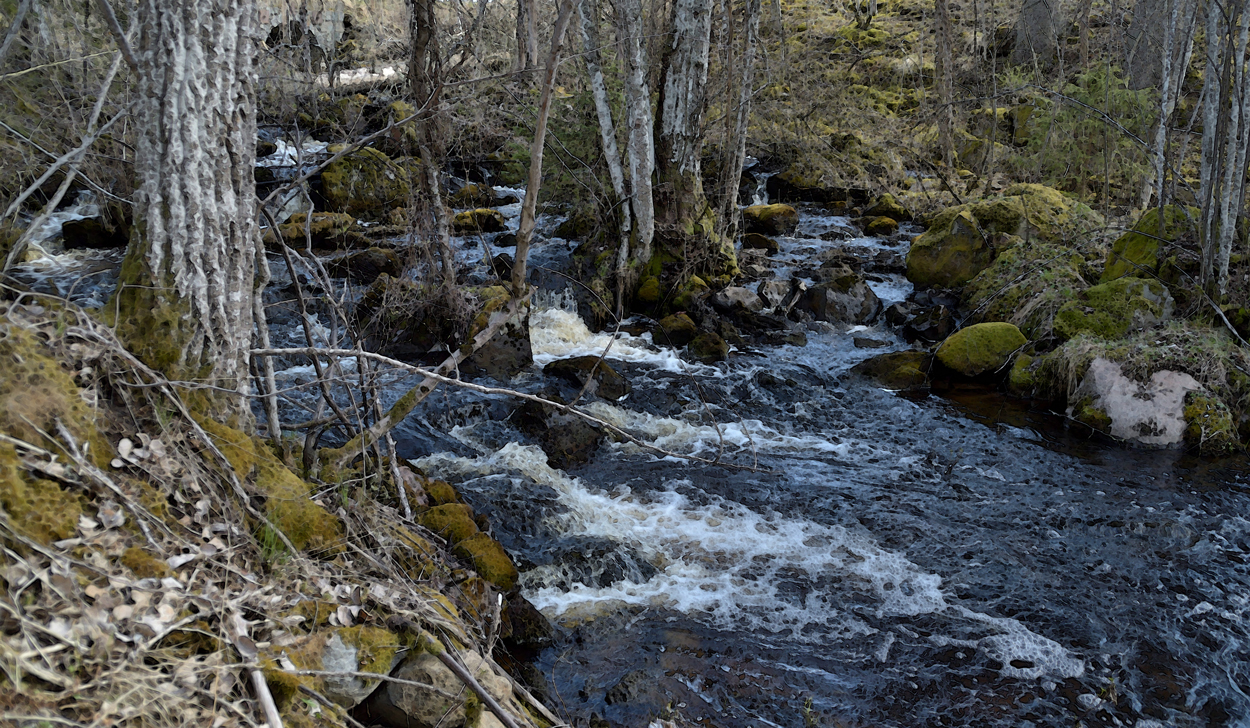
[1068,357,1203,447]
[796,265,881,324]
[365,650,513,728]
[711,286,764,313]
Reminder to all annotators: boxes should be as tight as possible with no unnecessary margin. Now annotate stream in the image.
[10,191,1250,728]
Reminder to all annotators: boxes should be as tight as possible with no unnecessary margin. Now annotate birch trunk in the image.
[515,0,540,71]
[579,0,633,314]
[616,0,656,265]
[409,0,456,284]
[112,0,260,424]
[716,0,760,241]
[1214,2,1250,294]
[935,0,955,168]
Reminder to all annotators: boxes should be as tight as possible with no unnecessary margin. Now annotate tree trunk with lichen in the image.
[409,0,456,285]
[111,0,261,426]
[650,0,737,282]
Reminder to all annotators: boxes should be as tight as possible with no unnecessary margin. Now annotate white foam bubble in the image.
[529,308,704,372]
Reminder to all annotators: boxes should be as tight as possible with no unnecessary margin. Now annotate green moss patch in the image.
[1183,392,1239,455]
[0,442,83,546]
[453,532,519,592]
[1101,205,1197,282]
[321,147,412,221]
[418,503,479,544]
[935,322,1027,377]
[1053,278,1173,341]
[962,241,1089,340]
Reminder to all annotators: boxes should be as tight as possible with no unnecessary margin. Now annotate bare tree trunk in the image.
[409,0,456,285]
[579,0,633,316]
[716,0,760,242]
[935,0,955,168]
[515,0,540,71]
[512,0,579,293]
[616,0,656,264]
[1148,0,1178,209]
[112,0,260,424]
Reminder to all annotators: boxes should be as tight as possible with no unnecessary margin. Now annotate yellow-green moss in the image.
[1053,278,1173,341]
[321,147,411,221]
[418,503,479,544]
[120,546,174,579]
[0,443,83,546]
[1007,353,1035,396]
[962,241,1088,339]
[452,208,507,233]
[1101,205,1197,282]
[425,479,460,506]
[636,276,662,305]
[453,532,519,592]
[935,322,1027,377]
[199,419,343,555]
[0,318,105,462]
[1183,392,1239,455]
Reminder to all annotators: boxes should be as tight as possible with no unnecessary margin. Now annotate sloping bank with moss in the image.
[862,183,1250,455]
[0,296,557,728]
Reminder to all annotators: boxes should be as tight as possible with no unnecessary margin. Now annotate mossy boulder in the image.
[656,313,698,347]
[448,183,496,209]
[863,193,912,222]
[688,332,730,363]
[636,276,662,304]
[418,503,479,544]
[1101,205,1197,282]
[200,419,343,555]
[935,322,1027,377]
[1053,277,1174,342]
[907,184,1103,289]
[262,625,402,712]
[463,288,532,381]
[453,532,519,591]
[672,275,711,310]
[452,208,507,233]
[850,350,932,390]
[321,147,411,221]
[544,356,631,401]
[863,216,899,236]
[554,208,597,240]
[1183,391,1239,455]
[743,204,799,236]
[1007,353,1036,396]
[741,232,780,254]
[268,212,366,250]
[961,240,1089,340]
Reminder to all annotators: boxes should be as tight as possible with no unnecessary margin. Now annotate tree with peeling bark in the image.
[110,0,264,425]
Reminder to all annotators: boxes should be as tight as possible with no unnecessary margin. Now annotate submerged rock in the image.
[544,356,631,401]
[935,322,1026,377]
[851,350,932,390]
[1053,277,1173,341]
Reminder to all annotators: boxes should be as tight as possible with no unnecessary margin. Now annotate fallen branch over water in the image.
[252,346,775,473]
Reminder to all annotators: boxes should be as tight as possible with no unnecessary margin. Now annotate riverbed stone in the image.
[935,322,1026,377]
[743,204,799,236]
[902,305,956,343]
[1183,391,1240,455]
[1052,277,1174,341]
[270,212,363,249]
[711,286,765,313]
[742,232,780,254]
[1068,357,1203,447]
[544,356,631,401]
[324,247,402,283]
[448,182,497,208]
[796,265,881,324]
[851,350,931,390]
[463,289,533,380]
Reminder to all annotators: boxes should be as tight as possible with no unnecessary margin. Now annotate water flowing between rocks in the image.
[11,197,1250,728]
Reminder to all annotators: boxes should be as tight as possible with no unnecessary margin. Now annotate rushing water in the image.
[10,192,1250,728]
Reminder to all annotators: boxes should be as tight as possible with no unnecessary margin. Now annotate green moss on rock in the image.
[453,532,519,591]
[850,350,932,390]
[0,443,83,546]
[1183,392,1239,455]
[452,208,507,234]
[636,276,662,304]
[268,212,361,250]
[935,322,1027,377]
[1053,277,1174,341]
[321,147,411,221]
[418,503,479,544]
[1007,353,1035,396]
[688,332,729,363]
[962,241,1088,340]
[1101,205,1197,282]
[863,193,912,221]
[743,204,799,236]
[199,419,343,555]
[656,313,698,347]
[863,216,899,236]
